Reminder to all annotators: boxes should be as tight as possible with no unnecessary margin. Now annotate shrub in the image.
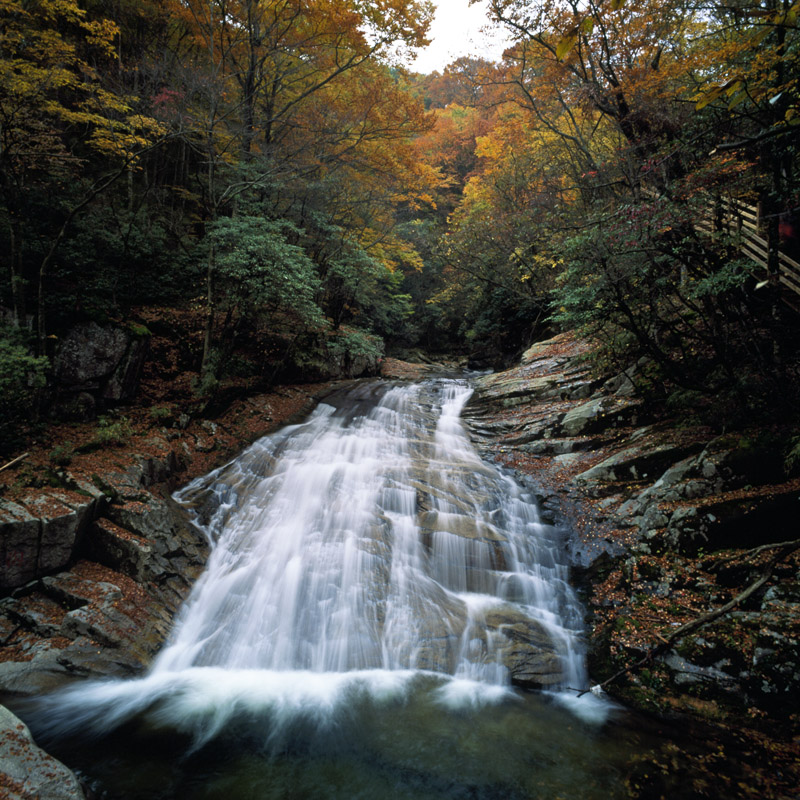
[80,415,133,451]
[785,436,800,477]
[148,405,174,425]
[48,441,75,467]
[0,333,49,455]
[326,326,384,363]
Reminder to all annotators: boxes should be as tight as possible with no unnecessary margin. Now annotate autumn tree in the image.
[0,0,165,350]
[691,0,800,277]
[109,0,435,382]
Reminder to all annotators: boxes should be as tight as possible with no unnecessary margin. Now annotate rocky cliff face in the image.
[463,331,800,796]
[0,443,209,697]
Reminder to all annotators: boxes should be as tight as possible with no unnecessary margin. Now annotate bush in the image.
[148,405,174,426]
[785,436,800,477]
[326,326,383,363]
[80,415,133,451]
[0,333,49,455]
[48,441,75,467]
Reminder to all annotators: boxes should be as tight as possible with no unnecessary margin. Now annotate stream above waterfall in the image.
[24,378,669,798]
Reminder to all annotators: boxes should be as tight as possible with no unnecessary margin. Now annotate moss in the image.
[619,684,667,714]
[127,322,152,338]
[91,473,120,504]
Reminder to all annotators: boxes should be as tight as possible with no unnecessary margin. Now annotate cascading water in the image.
[25,379,645,800]
[155,379,586,686]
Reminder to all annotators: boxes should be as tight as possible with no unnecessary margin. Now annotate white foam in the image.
[548,689,616,725]
[34,668,519,750]
[433,678,516,710]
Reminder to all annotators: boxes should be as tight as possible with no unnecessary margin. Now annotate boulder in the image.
[484,607,565,688]
[503,641,564,688]
[0,705,86,799]
[52,322,149,416]
[0,502,40,590]
[574,443,703,485]
[560,398,609,437]
[0,493,96,593]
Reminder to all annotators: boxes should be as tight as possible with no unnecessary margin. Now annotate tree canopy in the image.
[1,0,799,431]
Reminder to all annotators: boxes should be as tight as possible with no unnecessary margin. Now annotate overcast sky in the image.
[410,0,511,74]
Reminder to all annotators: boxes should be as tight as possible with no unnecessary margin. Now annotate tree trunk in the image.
[201,242,216,379]
[8,216,26,327]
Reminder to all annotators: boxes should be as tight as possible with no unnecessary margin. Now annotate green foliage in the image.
[0,331,49,454]
[783,436,800,477]
[48,441,75,467]
[148,405,174,425]
[464,287,545,360]
[208,216,323,327]
[550,194,784,415]
[53,204,191,320]
[326,326,384,362]
[81,415,133,450]
[127,322,152,338]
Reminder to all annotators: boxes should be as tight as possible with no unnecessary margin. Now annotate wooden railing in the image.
[642,188,800,309]
[694,196,800,304]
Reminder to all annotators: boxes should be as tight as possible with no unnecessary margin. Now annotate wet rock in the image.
[0,705,86,799]
[418,511,506,542]
[504,642,564,688]
[106,494,188,547]
[488,614,564,688]
[0,642,80,697]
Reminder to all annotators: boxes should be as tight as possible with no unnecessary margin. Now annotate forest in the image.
[2,3,800,796]
[1,0,799,451]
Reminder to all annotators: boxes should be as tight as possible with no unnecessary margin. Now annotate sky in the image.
[410,0,512,74]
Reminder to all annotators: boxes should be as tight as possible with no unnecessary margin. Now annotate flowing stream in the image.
[28,379,660,799]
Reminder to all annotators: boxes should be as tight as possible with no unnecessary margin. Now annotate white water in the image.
[35,379,607,751]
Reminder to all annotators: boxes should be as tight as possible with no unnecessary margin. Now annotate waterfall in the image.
[31,379,607,757]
